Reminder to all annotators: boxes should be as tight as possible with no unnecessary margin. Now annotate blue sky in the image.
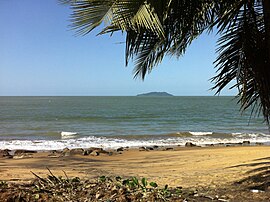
[0,0,237,96]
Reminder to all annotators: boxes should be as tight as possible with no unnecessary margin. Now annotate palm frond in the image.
[166,0,215,57]
[125,30,166,79]
[212,1,270,123]
[69,0,114,35]
[131,2,164,38]
[62,0,166,36]
[126,0,216,78]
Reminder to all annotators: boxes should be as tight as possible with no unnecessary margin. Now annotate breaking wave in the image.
[0,132,269,151]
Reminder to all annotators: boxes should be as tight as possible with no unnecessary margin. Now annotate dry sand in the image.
[1,146,270,189]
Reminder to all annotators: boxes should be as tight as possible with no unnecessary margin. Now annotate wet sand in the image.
[1,146,270,189]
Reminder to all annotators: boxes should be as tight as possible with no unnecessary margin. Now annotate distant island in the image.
[137,92,174,97]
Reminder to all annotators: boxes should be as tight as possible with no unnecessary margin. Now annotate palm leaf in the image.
[131,2,164,38]
[69,0,114,35]
[212,1,270,123]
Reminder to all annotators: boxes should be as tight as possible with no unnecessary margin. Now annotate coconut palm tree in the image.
[61,0,270,125]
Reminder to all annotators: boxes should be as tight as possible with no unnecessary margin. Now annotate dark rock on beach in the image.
[185,142,196,147]
[116,147,124,152]
[225,142,249,147]
[12,149,36,159]
[139,147,147,151]
[139,147,155,151]
[88,147,108,154]
[0,149,12,159]
[83,148,102,156]
[70,148,84,155]
[14,150,37,155]
[83,149,92,155]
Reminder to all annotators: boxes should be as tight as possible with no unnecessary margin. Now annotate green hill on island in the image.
[137,92,173,97]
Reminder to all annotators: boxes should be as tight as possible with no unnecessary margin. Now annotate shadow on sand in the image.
[229,157,270,191]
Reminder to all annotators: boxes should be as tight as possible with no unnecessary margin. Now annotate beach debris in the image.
[203,195,214,200]
[242,141,251,145]
[250,189,265,193]
[95,192,103,199]
[13,154,33,159]
[60,147,71,157]
[90,150,99,156]
[165,147,174,151]
[62,147,70,152]
[185,142,196,147]
[218,199,229,202]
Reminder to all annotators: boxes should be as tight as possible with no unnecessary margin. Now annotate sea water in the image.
[0,96,269,150]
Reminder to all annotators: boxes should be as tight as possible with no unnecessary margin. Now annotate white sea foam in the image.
[0,133,270,151]
[232,132,242,135]
[232,132,270,138]
[61,131,78,138]
[189,132,213,136]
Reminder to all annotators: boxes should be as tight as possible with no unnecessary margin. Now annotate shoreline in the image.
[0,134,268,151]
[1,145,270,187]
[0,139,265,154]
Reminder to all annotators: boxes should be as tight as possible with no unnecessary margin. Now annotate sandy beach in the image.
[1,145,270,189]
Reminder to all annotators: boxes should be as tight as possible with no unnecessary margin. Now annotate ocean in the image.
[0,96,269,150]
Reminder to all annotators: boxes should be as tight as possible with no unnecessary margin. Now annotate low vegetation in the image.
[1,168,270,201]
[0,169,226,202]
